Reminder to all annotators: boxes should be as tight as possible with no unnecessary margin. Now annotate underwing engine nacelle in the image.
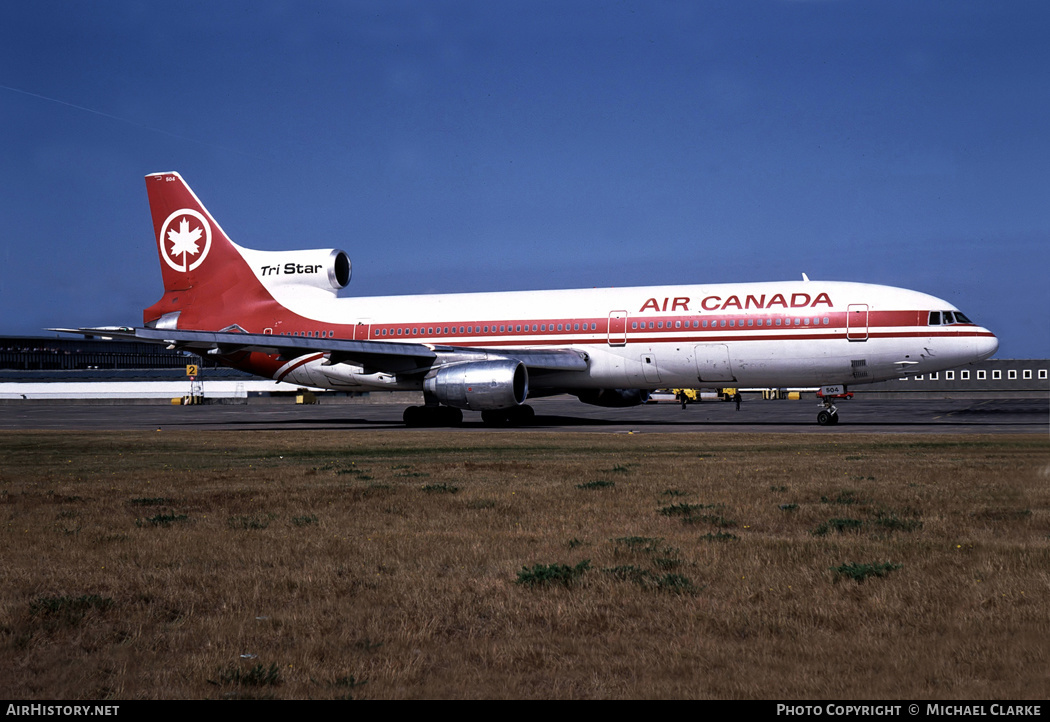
[574,388,651,408]
[423,359,528,411]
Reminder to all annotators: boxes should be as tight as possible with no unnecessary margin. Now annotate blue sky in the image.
[2,1,1047,357]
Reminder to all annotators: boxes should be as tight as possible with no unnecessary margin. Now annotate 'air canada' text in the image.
[639,292,834,313]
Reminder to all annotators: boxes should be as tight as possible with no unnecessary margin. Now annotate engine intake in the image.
[424,360,528,411]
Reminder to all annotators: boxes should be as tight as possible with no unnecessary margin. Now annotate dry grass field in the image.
[1,430,1047,700]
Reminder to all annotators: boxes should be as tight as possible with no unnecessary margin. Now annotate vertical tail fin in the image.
[143,172,275,330]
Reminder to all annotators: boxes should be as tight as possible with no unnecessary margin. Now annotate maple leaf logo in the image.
[167,217,202,259]
[159,209,212,273]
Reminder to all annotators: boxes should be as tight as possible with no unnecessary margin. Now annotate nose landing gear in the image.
[817,406,839,426]
[816,386,853,426]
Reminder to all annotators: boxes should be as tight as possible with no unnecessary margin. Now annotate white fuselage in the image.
[256,277,998,393]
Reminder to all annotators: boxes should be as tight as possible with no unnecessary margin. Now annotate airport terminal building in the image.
[1,335,260,400]
[856,358,1048,398]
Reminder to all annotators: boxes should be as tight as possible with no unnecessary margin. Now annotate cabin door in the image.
[607,311,628,346]
[846,304,869,341]
[353,319,373,341]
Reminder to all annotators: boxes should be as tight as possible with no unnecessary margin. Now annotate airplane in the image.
[59,171,999,426]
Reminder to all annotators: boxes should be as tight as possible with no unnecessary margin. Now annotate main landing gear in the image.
[403,405,463,427]
[402,404,537,427]
[480,405,536,427]
[815,386,853,426]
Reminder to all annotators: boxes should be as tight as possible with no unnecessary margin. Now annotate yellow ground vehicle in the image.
[670,388,738,404]
[672,388,700,403]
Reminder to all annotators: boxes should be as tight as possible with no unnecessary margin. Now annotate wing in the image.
[52,327,589,376]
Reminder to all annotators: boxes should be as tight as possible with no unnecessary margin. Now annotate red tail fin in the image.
[143,172,276,330]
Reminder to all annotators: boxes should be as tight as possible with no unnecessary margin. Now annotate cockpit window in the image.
[929,310,973,326]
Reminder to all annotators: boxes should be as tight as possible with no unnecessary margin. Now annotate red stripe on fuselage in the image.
[209,301,988,355]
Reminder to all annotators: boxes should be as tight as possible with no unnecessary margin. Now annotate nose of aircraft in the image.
[973,330,999,361]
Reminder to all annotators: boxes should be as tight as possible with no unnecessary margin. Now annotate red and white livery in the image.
[73,172,1001,425]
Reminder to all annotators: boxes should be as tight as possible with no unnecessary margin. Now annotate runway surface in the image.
[1,396,1046,433]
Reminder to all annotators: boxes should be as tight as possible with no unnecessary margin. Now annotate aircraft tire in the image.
[481,405,535,427]
[512,404,536,425]
[481,409,511,427]
[404,405,463,427]
[403,406,425,427]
